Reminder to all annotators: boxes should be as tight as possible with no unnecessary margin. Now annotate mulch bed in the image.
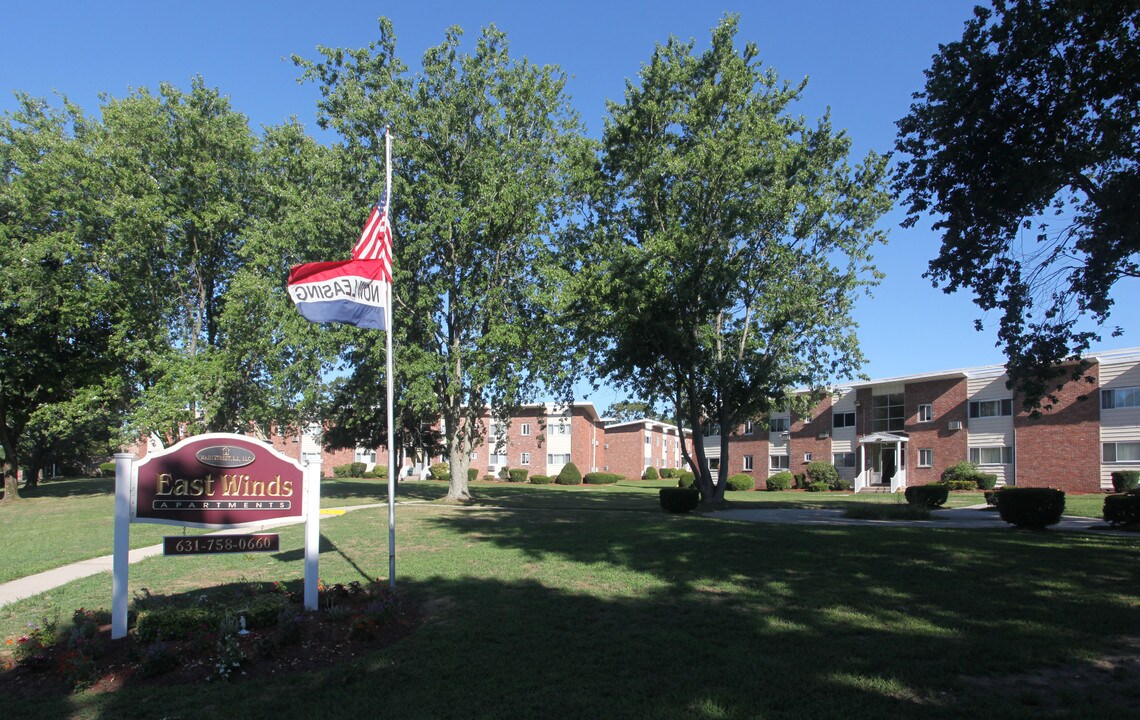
[1,592,422,699]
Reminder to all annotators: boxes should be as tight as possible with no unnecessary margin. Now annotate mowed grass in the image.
[2,478,1138,719]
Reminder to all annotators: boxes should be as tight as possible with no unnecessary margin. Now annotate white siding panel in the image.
[968,417,1014,438]
[967,373,1009,399]
[1100,424,1140,487]
[1100,358,1140,387]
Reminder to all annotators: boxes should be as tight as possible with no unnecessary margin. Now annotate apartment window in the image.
[917,404,933,423]
[1103,442,1140,463]
[770,455,789,470]
[490,451,508,466]
[803,452,813,463]
[969,398,1013,418]
[743,420,755,435]
[1102,387,1140,409]
[833,452,856,469]
[872,393,905,432]
[521,423,531,436]
[743,455,754,471]
[547,453,571,465]
[969,446,1013,465]
[470,451,478,460]
[769,418,789,433]
[707,458,721,472]
[832,412,855,429]
[553,423,569,435]
[702,423,721,437]
[918,448,933,467]
[354,448,376,464]
[520,452,531,466]
[645,435,651,445]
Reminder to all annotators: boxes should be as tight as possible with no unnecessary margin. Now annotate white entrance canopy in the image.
[855,432,908,493]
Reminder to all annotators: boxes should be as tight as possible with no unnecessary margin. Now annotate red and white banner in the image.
[287,259,389,330]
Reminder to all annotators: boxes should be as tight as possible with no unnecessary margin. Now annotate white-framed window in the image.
[743,420,754,435]
[1103,442,1140,463]
[872,393,905,432]
[1102,387,1140,409]
[918,448,933,467]
[354,448,376,464]
[553,423,569,435]
[490,451,508,466]
[969,398,1013,418]
[547,453,572,465]
[743,455,754,471]
[832,412,855,429]
[769,418,789,433]
[918,404,933,423]
[770,455,789,470]
[969,446,1013,465]
[521,423,531,436]
[645,435,651,444]
[833,452,856,468]
[803,452,813,462]
[707,458,721,472]
[520,452,531,466]
[470,451,478,460]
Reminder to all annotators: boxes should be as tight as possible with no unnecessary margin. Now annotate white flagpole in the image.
[385,126,397,590]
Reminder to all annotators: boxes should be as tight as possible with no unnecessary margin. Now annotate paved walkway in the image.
[0,502,1129,609]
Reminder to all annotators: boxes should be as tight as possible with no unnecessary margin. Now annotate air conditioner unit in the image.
[817,430,830,440]
[949,420,963,430]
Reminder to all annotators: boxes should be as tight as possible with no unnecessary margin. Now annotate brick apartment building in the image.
[127,348,1140,492]
[700,347,1140,493]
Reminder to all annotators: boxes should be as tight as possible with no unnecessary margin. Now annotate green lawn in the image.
[2,478,1137,719]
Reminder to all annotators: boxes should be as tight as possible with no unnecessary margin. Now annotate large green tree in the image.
[895,0,1140,408]
[297,19,585,501]
[573,16,891,504]
[0,96,125,501]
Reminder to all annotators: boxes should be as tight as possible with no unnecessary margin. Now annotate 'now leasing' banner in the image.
[287,259,389,330]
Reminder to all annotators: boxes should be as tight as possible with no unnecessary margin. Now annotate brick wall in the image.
[727,427,769,488]
[506,407,546,477]
[904,378,968,486]
[791,396,833,478]
[604,424,647,479]
[570,407,602,474]
[1014,363,1101,492]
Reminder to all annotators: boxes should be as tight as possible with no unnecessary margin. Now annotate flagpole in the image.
[385,126,396,591]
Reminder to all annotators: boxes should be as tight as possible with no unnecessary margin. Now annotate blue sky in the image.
[4,1,1137,410]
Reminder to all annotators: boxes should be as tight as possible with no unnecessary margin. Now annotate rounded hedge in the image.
[643,466,660,480]
[98,461,117,475]
[833,478,853,492]
[941,460,980,483]
[1103,493,1140,526]
[429,462,449,481]
[676,472,696,489]
[805,461,838,489]
[467,468,479,483]
[530,474,553,485]
[764,471,793,491]
[508,469,529,483]
[659,487,700,513]
[725,473,755,491]
[905,484,949,508]
[556,462,582,485]
[995,487,1065,529]
[804,481,829,493]
[584,472,622,485]
[975,473,998,491]
[1111,470,1140,493]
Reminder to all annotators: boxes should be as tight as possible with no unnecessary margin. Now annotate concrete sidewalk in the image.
[706,503,1121,532]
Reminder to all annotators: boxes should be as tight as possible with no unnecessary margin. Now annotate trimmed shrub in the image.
[805,481,829,493]
[556,462,582,485]
[1103,493,1140,526]
[530,474,553,485]
[584,472,622,485]
[676,471,696,489]
[643,466,660,480]
[136,607,216,642]
[241,594,289,630]
[805,461,838,489]
[498,466,511,480]
[659,487,700,513]
[793,473,806,488]
[995,487,1065,529]
[508,469,529,483]
[1111,470,1140,493]
[833,478,853,492]
[725,473,755,491]
[984,490,999,506]
[362,471,377,479]
[468,468,479,483]
[333,463,367,478]
[429,462,449,481]
[373,465,389,479]
[659,468,677,479]
[941,479,977,492]
[98,461,117,476]
[905,484,949,508]
[976,473,998,491]
[941,460,980,483]
[764,471,793,491]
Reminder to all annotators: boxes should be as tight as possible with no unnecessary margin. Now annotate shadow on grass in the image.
[4,477,116,500]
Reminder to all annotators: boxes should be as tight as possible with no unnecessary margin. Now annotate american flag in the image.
[352,189,392,282]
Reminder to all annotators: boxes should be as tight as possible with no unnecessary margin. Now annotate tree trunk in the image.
[2,463,20,502]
